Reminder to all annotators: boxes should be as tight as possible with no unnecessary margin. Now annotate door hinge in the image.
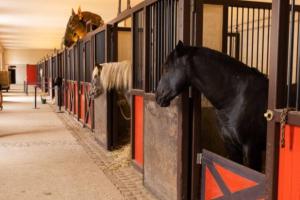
[196,153,202,165]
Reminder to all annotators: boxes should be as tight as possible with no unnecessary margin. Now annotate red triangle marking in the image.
[214,162,258,193]
[205,166,224,200]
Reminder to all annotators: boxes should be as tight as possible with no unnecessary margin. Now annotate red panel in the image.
[214,162,257,193]
[205,166,223,200]
[74,82,78,115]
[80,84,85,121]
[278,125,300,200]
[26,64,37,85]
[134,96,143,165]
[86,84,92,128]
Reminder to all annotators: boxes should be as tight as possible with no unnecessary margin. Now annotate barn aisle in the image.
[0,85,124,200]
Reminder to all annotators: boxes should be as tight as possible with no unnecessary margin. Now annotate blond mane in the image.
[99,60,132,91]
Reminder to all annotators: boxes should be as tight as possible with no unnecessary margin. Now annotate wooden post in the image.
[266,0,289,199]
[177,0,191,199]
[127,0,131,10]
[118,0,121,15]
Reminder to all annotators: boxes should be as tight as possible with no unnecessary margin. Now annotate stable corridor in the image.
[0,85,139,200]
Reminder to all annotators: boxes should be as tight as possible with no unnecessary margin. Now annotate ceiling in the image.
[0,0,142,50]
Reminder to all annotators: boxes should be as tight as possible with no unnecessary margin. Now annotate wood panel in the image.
[144,97,180,200]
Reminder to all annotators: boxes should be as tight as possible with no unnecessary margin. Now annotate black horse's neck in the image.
[186,46,267,110]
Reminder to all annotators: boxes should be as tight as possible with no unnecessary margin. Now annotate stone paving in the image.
[0,85,157,200]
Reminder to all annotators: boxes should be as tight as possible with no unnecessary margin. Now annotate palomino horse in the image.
[156,41,268,171]
[90,61,132,120]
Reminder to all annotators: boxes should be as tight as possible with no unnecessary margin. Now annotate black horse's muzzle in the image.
[155,91,171,107]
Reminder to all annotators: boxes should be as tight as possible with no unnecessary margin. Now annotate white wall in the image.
[4,49,53,84]
[15,64,26,84]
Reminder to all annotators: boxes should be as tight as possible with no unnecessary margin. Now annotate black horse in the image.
[156,41,268,171]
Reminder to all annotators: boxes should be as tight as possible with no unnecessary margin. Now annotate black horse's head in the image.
[156,41,191,107]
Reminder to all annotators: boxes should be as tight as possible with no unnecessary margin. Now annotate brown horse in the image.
[64,7,104,47]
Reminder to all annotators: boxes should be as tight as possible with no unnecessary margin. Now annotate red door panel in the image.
[26,64,37,85]
[80,83,85,121]
[134,96,144,165]
[278,125,300,200]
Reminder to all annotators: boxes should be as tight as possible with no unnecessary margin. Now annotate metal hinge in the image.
[196,153,202,165]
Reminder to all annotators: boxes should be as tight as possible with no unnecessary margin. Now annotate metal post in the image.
[266,0,290,199]
[34,85,37,109]
[118,0,121,15]
[127,0,131,9]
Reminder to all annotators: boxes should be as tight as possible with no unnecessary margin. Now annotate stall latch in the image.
[264,109,274,121]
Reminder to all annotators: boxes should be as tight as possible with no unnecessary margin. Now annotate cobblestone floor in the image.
[56,108,157,200]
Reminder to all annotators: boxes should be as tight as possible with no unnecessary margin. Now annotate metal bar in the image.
[230,6,233,56]
[267,9,270,74]
[257,9,260,69]
[287,0,296,107]
[297,11,300,110]
[266,0,290,199]
[251,8,255,67]
[241,7,244,62]
[222,5,228,53]
[236,7,239,59]
[246,8,249,65]
[262,9,265,73]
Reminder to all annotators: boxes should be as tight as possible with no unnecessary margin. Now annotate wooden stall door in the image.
[26,64,37,85]
[134,96,144,166]
[201,150,266,200]
[278,125,300,200]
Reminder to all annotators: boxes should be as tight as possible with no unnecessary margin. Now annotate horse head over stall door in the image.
[156,41,268,172]
[91,61,132,147]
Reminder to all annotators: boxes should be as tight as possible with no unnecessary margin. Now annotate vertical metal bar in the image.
[230,6,233,56]
[257,9,260,70]
[262,9,265,74]
[236,7,239,60]
[267,0,289,198]
[267,9,270,74]
[118,0,121,15]
[241,7,244,62]
[287,0,295,107]
[251,8,255,67]
[246,8,249,65]
[296,11,300,110]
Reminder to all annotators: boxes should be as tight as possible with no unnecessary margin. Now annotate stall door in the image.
[26,64,37,85]
[278,125,300,200]
[201,150,265,200]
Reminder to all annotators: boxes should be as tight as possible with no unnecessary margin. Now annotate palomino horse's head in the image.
[64,7,86,47]
[156,41,191,107]
[90,64,103,99]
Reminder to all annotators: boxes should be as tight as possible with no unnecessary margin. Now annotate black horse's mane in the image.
[187,46,268,81]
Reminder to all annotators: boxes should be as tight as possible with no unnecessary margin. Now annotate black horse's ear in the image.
[175,40,184,56]
[176,40,184,50]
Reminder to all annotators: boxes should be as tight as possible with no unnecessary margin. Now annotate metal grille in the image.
[133,10,144,90]
[79,42,85,82]
[95,31,106,64]
[85,41,92,82]
[226,5,272,75]
[147,0,178,93]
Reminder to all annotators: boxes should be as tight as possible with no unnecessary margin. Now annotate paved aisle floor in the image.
[0,85,124,200]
